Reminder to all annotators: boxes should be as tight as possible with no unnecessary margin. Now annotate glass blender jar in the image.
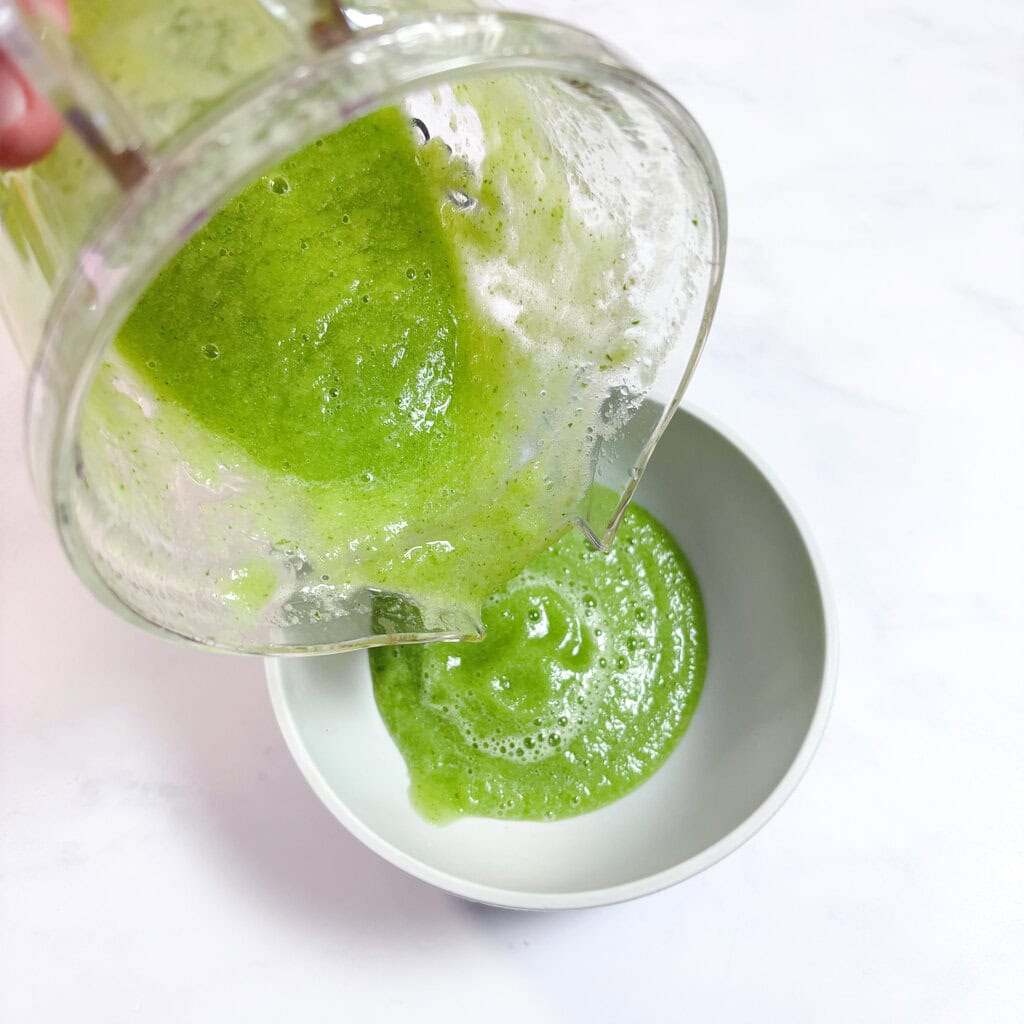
[0,0,726,653]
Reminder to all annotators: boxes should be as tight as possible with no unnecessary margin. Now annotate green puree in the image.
[112,106,577,622]
[371,499,707,822]
[117,108,460,485]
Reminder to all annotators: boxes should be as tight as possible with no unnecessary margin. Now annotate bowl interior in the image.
[267,405,833,908]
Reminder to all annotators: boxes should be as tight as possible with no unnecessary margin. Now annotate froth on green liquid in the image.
[370,497,707,823]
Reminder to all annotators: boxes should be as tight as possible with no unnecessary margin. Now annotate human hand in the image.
[0,0,67,168]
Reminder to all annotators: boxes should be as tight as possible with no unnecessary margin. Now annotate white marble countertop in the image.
[2,0,1022,1019]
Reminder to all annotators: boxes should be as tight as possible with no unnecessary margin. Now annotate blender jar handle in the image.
[0,0,374,185]
[0,0,151,187]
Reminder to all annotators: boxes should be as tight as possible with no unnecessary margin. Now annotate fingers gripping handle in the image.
[0,0,150,187]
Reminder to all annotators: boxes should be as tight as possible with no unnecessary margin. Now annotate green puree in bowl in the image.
[371,499,707,822]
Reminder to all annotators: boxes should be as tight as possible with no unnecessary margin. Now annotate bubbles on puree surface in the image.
[419,574,610,764]
[371,497,708,822]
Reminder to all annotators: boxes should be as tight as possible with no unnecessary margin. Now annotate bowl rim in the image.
[265,401,839,911]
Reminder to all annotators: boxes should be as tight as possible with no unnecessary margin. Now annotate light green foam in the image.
[370,496,707,822]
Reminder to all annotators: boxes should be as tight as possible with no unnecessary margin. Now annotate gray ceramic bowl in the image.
[266,404,837,909]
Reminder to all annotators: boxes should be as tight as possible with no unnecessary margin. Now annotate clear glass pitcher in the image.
[0,0,726,654]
